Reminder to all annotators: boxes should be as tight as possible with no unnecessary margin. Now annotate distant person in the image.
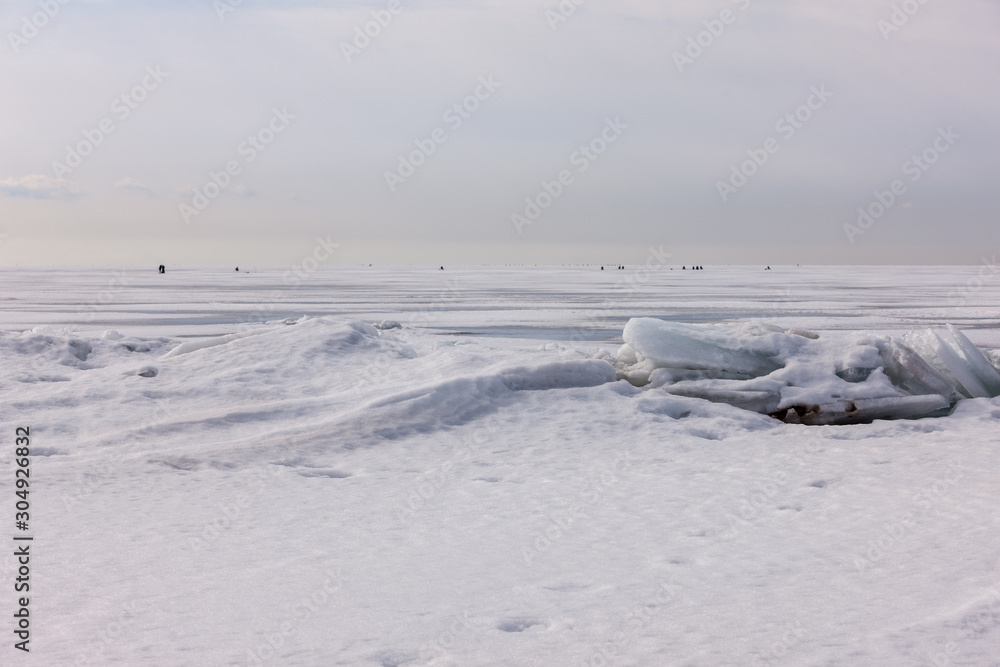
[235,267,239,272]
[682,266,686,270]
[440,266,444,270]
[600,266,604,270]
[158,265,165,274]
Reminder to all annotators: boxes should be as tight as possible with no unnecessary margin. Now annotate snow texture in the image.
[0,265,998,666]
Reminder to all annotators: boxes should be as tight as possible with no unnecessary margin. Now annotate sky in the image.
[1,0,998,266]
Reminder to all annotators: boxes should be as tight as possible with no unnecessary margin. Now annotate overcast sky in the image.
[1,0,998,266]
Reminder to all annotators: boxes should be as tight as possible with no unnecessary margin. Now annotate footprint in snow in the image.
[497,617,545,633]
[373,649,417,667]
[688,429,724,441]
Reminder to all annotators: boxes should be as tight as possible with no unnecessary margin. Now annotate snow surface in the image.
[1,265,999,666]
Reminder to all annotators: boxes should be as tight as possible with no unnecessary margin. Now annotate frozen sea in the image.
[1,264,999,666]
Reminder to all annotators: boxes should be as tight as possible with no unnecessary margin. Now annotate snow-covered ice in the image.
[611,318,999,425]
[1,265,999,666]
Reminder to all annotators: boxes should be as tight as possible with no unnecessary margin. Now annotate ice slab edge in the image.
[614,318,1000,425]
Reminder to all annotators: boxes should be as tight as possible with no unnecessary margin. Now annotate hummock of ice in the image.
[609,318,1000,425]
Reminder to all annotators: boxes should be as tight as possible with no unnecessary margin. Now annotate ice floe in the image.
[610,318,1000,425]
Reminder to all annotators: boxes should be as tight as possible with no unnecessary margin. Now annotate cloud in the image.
[0,175,82,201]
[114,177,154,196]
[175,183,255,201]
